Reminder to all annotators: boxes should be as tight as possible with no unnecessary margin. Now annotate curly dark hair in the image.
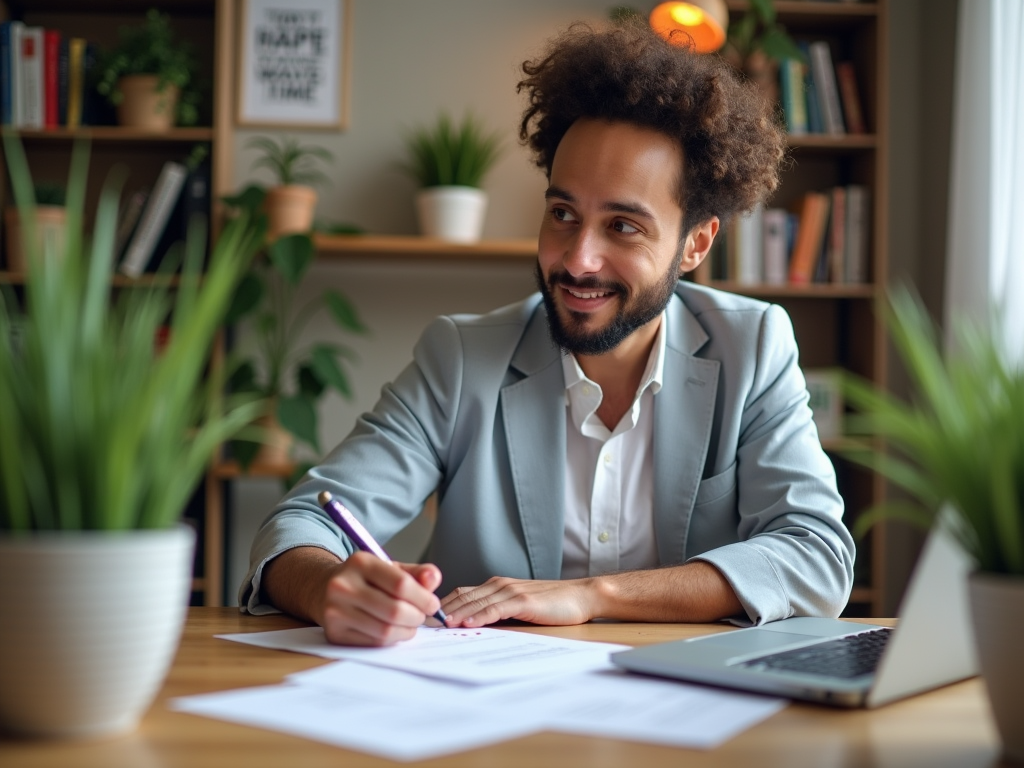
[518,22,786,234]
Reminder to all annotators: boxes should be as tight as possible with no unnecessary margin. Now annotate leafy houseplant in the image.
[0,137,264,738]
[245,135,333,240]
[722,0,803,106]
[842,285,1024,760]
[95,9,203,129]
[222,188,366,484]
[401,112,503,243]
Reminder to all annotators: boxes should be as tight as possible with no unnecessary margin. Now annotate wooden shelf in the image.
[212,460,295,480]
[848,586,877,604]
[788,134,878,151]
[708,281,877,299]
[314,234,537,262]
[10,127,216,144]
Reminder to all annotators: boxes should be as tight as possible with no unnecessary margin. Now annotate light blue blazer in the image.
[241,283,855,624]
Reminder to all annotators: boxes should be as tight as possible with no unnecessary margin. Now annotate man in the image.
[241,22,855,646]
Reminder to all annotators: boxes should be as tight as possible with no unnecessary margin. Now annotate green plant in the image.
[842,285,1024,575]
[95,9,203,127]
[0,137,265,531]
[724,0,803,65]
[401,112,503,189]
[221,188,367,480]
[246,136,334,188]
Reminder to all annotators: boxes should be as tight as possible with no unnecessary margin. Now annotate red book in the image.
[836,61,866,134]
[43,29,60,129]
[788,192,830,285]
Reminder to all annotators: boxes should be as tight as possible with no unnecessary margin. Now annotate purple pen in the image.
[318,491,448,625]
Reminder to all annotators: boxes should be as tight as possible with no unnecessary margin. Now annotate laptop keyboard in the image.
[739,627,894,679]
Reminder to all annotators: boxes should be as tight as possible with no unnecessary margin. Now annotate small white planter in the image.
[415,185,488,243]
[0,526,195,739]
[969,572,1024,762]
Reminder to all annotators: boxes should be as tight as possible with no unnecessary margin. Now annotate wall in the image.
[226,0,961,609]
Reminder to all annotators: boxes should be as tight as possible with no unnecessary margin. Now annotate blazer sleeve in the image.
[692,303,856,625]
[238,316,465,614]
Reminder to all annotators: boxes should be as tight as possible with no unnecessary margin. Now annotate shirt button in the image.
[603,454,612,464]
[598,531,610,543]
[582,385,592,396]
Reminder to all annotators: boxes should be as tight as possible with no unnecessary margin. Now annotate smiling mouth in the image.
[565,287,613,300]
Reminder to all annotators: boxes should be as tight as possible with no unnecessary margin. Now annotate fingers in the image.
[321,553,443,646]
[441,577,521,628]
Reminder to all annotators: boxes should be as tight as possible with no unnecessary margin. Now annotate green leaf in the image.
[224,272,264,324]
[759,27,805,63]
[227,360,259,394]
[297,363,325,399]
[267,233,315,285]
[310,345,353,399]
[277,394,319,452]
[222,184,266,215]
[324,290,367,333]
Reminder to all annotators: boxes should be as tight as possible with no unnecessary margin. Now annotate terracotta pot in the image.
[3,205,67,273]
[263,185,317,241]
[254,410,294,467]
[743,50,780,108]
[969,572,1024,762]
[116,75,179,131]
[0,526,195,738]
[415,185,488,243]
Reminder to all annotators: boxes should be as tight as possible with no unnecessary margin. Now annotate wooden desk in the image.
[0,609,1006,768]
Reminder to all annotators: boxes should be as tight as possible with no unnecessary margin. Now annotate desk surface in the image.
[0,609,1007,768]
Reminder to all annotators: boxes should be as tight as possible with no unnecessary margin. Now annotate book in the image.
[843,184,870,283]
[43,30,60,129]
[803,368,843,440]
[734,204,763,285]
[798,41,823,134]
[827,186,846,284]
[119,161,188,278]
[779,58,808,136]
[835,61,866,134]
[0,21,16,125]
[149,157,212,272]
[56,37,69,127]
[809,41,845,135]
[788,192,830,284]
[19,26,44,129]
[65,38,86,129]
[762,208,789,285]
[113,189,150,260]
[6,20,24,127]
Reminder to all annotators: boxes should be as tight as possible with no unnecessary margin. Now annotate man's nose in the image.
[561,226,604,277]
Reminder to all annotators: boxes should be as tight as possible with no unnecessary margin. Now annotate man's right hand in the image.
[262,546,445,647]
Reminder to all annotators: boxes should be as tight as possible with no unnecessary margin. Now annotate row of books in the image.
[712,185,870,286]
[780,40,866,136]
[0,21,109,129]
[115,157,212,278]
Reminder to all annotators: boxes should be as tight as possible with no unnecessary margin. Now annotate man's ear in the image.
[679,217,720,275]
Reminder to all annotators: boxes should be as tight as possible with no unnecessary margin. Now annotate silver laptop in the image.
[612,522,978,707]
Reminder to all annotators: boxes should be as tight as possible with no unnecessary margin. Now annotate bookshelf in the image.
[0,0,236,606]
[706,0,890,615]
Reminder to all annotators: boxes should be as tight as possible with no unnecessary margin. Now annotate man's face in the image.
[536,119,692,357]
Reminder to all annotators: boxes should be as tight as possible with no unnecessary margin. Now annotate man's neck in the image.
[575,316,662,429]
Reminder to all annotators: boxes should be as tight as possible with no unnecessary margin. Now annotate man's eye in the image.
[612,220,639,234]
[552,207,577,223]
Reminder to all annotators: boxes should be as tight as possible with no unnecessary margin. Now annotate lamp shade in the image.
[649,0,729,53]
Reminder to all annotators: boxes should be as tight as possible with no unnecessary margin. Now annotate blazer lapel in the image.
[653,294,719,565]
[501,304,566,580]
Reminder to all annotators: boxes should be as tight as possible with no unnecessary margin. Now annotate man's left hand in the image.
[440,577,600,627]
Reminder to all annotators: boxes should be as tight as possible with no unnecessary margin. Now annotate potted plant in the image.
[221,189,366,484]
[245,135,333,241]
[3,181,66,273]
[401,112,502,243]
[842,285,1024,762]
[721,0,803,105]
[0,137,263,738]
[95,9,203,130]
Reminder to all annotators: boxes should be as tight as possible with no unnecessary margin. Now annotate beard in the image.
[535,250,683,356]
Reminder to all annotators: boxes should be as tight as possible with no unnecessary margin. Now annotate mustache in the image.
[545,269,625,294]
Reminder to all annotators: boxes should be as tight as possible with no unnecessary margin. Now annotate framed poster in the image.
[236,0,350,130]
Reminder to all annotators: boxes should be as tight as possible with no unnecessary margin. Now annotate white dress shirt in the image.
[560,316,666,580]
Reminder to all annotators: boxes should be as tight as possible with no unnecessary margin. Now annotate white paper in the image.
[170,682,541,762]
[288,661,788,749]
[217,625,629,684]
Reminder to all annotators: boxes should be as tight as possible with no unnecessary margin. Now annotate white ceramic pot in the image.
[968,572,1024,762]
[0,526,195,739]
[415,185,488,243]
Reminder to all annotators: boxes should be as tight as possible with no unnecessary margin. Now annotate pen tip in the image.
[317,491,332,506]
